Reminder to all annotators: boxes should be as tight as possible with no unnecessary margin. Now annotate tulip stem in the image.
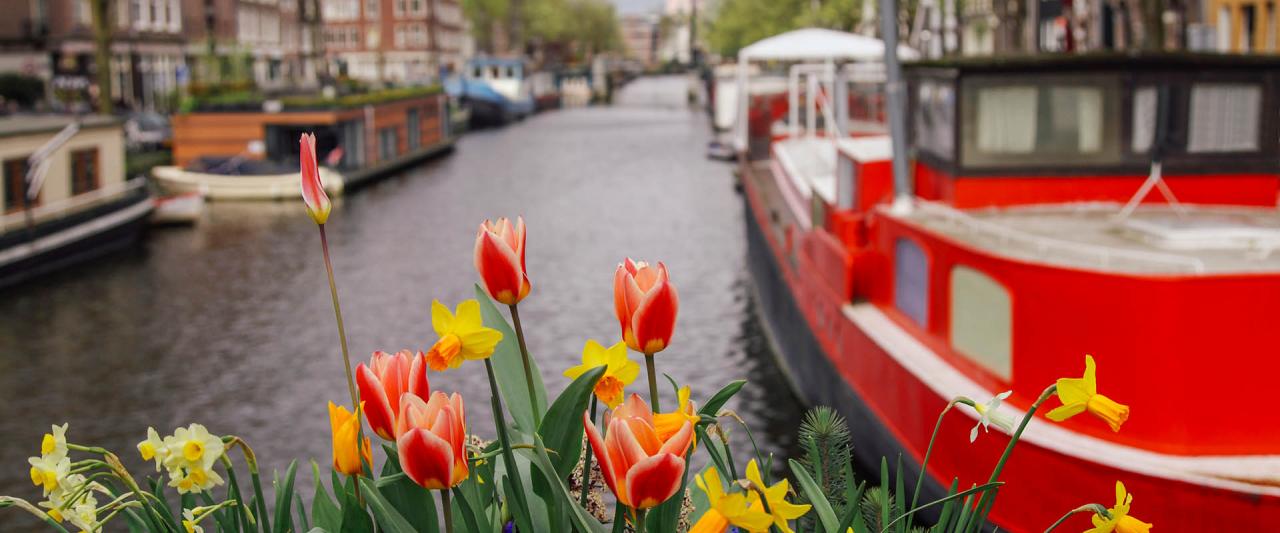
[579,396,598,507]
[318,224,366,506]
[441,488,455,533]
[484,358,532,525]
[507,303,542,427]
[644,353,660,412]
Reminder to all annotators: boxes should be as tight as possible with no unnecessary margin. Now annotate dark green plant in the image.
[796,406,854,529]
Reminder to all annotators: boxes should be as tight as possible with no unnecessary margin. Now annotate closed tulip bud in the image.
[328,402,371,476]
[613,259,679,354]
[299,133,331,225]
[474,217,530,305]
[396,391,469,490]
[584,394,693,510]
[356,350,430,441]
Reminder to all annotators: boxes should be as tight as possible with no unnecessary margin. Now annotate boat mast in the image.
[879,0,912,210]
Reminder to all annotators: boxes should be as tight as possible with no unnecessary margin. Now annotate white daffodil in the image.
[168,465,225,495]
[28,454,71,496]
[40,424,69,461]
[137,427,171,471]
[970,390,1017,443]
[182,508,206,533]
[165,424,225,472]
[38,473,99,530]
[64,496,100,533]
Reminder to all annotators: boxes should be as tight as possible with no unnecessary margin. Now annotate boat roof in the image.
[738,27,920,62]
[897,202,1280,275]
[904,51,1280,74]
[0,114,120,139]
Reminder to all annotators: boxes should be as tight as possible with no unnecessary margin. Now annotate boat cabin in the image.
[0,116,130,227]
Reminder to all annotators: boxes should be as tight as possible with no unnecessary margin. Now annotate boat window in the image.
[1186,83,1261,153]
[407,108,421,150]
[836,156,856,209]
[962,78,1120,167]
[3,157,32,211]
[913,79,954,160]
[70,148,99,195]
[378,127,398,161]
[949,266,1012,380]
[894,238,928,326]
[1130,86,1156,153]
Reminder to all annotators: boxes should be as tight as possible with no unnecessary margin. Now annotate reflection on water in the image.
[0,76,804,530]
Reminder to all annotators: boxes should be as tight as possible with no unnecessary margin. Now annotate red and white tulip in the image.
[299,133,331,224]
[355,350,430,441]
[396,391,469,490]
[613,259,679,354]
[584,393,693,510]
[474,217,530,305]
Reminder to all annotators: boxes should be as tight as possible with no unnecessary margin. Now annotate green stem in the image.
[580,396,598,507]
[970,385,1058,531]
[484,358,532,524]
[319,224,367,505]
[644,353,660,412]
[1043,504,1107,533]
[909,400,961,531]
[441,488,455,533]
[634,507,648,533]
[507,303,542,427]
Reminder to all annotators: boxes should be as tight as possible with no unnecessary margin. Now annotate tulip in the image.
[396,391,469,490]
[1046,355,1130,432]
[329,402,372,476]
[356,350,431,440]
[583,394,693,510]
[299,133,331,225]
[474,217,530,305]
[1085,481,1153,533]
[613,259,679,355]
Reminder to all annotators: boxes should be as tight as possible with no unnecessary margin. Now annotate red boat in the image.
[737,49,1280,532]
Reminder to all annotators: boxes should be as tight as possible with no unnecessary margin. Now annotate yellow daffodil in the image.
[38,473,101,532]
[27,454,70,496]
[1085,481,1153,533]
[563,340,639,408]
[329,401,372,476]
[689,466,773,533]
[426,299,503,371]
[745,459,812,533]
[183,508,207,533]
[169,465,225,494]
[40,424,69,461]
[164,424,226,473]
[1046,355,1130,432]
[653,385,701,446]
[137,427,170,470]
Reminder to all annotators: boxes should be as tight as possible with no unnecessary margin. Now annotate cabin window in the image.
[913,79,954,160]
[407,108,421,150]
[949,266,1012,380]
[70,148,99,195]
[1186,83,1260,153]
[4,157,33,211]
[378,127,398,161]
[894,238,928,326]
[1130,86,1157,153]
[836,156,856,210]
[962,78,1120,167]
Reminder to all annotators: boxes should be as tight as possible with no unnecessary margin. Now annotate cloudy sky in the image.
[611,0,664,14]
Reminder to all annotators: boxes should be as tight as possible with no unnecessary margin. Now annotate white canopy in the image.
[738,28,919,62]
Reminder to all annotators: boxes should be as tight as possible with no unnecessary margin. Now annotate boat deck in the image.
[898,202,1280,275]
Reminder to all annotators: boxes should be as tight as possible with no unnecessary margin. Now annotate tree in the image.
[704,0,865,57]
[89,0,113,114]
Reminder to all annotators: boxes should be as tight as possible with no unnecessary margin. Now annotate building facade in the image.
[619,14,657,66]
[322,0,465,83]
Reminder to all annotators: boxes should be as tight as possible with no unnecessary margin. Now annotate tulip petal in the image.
[657,419,694,457]
[397,428,454,490]
[474,226,525,305]
[356,364,396,441]
[514,216,527,271]
[631,263,678,354]
[583,412,619,499]
[606,418,650,479]
[624,453,686,509]
[408,351,430,398]
[299,133,330,224]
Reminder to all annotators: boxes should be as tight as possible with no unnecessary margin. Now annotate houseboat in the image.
[737,47,1280,531]
[0,115,152,287]
[466,57,536,119]
[153,87,454,200]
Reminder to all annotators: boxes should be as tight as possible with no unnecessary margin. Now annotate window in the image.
[1186,83,1260,153]
[836,156,856,210]
[914,79,954,160]
[378,127,398,161]
[893,238,928,326]
[1130,86,1156,153]
[70,148,99,195]
[950,266,1012,380]
[962,78,1120,167]
[4,157,32,211]
[365,0,378,18]
[407,108,420,149]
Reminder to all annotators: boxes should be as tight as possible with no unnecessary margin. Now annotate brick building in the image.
[322,0,466,83]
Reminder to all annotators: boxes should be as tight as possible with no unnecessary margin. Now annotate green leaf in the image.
[475,284,548,434]
[522,436,610,533]
[306,529,331,533]
[696,426,731,480]
[198,491,237,533]
[790,458,839,533]
[295,492,310,531]
[378,447,440,532]
[310,462,342,532]
[451,485,490,533]
[698,380,747,418]
[538,365,606,478]
[271,460,298,533]
[838,480,868,533]
[501,476,537,533]
[359,481,419,533]
[337,477,374,533]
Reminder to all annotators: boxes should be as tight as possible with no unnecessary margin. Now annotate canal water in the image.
[0,75,805,529]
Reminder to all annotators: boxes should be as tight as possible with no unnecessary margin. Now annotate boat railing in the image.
[913,201,1208,273]
[1,178,148,233]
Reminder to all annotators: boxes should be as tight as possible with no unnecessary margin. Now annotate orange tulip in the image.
[328,402,371,476]
[356,350,430,441]
[299,133,331,224]
[613,259,679,354]
[396,391,468,490]
[474,217,530,305]
[584,394,694,510]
